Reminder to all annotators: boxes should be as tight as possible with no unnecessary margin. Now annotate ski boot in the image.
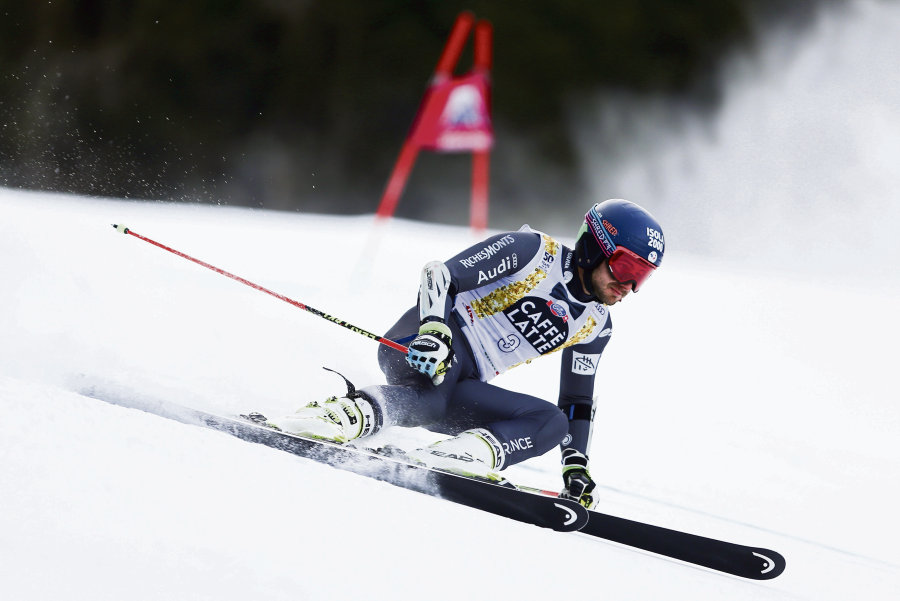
[264,369,382,443]
[407,428,506,482]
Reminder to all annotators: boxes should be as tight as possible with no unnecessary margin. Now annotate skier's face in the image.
[590,260,632,305]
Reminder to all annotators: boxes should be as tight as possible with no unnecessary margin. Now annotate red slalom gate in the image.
[376,12,494,231]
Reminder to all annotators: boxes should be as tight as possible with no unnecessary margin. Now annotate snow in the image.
[0,187,897,600]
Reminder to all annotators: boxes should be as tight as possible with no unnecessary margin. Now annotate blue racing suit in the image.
[362,226,612,469]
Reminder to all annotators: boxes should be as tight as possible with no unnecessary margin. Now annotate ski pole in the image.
[111,224,409,354]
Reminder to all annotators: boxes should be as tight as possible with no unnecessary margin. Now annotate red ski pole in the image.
[111,224,409,354]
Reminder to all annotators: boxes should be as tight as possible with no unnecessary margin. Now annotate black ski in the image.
[217,409,786,578]
[90,394,587,532]
[579,510,786,580]
[86,392,785,579]
[200,410,588,532]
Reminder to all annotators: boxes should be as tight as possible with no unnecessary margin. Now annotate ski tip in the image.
[751,548,786,580]
[111,223,130,234]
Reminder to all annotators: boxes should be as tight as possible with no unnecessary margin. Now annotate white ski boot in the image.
[267,393,380,443]
[407,428,506,481]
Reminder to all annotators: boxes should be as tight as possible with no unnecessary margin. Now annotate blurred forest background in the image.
[0,0,839,228]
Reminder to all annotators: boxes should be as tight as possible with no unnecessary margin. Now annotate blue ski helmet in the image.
[574,199,665,292]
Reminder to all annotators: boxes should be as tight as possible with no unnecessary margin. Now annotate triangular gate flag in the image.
[376,12,493,231]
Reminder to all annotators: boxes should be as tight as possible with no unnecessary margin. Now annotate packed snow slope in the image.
[0,188,898,600]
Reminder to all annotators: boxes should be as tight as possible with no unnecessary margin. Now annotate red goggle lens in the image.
[608,247,657,291]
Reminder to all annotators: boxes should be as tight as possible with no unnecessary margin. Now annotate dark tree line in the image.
[0,0,832,225]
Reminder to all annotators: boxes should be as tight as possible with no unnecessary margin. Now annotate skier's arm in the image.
[557,330,612,508]
[407,232,542,384]
[407,232,541,384]
[558,333,611,453]
[443,231,542,293]
[406,261,455,385]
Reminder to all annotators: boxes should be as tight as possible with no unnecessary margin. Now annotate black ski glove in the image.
[560,448,596,509]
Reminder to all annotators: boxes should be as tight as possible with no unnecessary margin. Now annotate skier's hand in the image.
[560,449,597,509]
[406,320,454,385]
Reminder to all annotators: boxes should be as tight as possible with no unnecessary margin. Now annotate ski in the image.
[504,481,787,580]
[86,392,785,579]
[198,409,589,532]
[209,413,786,579]
[218,408,786,579]
[88,394,587,533]
[579,509,786,580]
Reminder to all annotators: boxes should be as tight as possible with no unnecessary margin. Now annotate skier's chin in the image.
[598,288,629,305]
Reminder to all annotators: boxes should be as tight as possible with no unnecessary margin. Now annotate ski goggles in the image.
[607,247,657,292]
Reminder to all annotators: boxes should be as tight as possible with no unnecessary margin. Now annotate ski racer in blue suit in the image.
[269,199,665,508]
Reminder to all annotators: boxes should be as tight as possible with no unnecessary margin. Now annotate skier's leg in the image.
[268,308,478,443]
[405,380,567,476]
[440,380,569,469]
[359,307,480,428]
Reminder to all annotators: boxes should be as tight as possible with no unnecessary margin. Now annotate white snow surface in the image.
[0,187,898,600]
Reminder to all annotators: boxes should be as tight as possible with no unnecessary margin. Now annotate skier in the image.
[269,199,665,508]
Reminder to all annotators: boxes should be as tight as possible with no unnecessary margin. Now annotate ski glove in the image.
[560,448,597,509]
[406,320,454,385]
